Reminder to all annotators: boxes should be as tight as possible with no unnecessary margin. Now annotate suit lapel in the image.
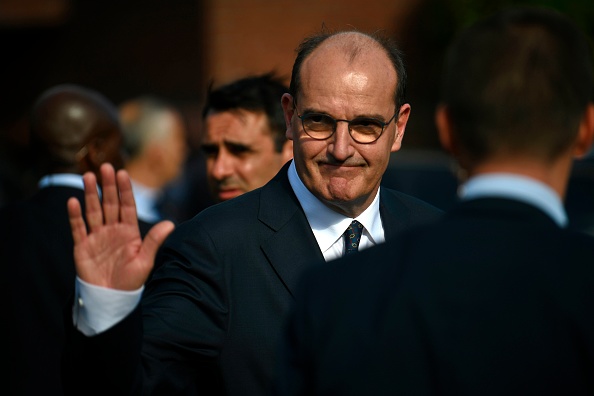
[257,168,442,296]
[379,189,411,241]
[258,163,325,297]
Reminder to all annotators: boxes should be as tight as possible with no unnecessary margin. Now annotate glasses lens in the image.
[302,113,335,139]
[349,118,384,143]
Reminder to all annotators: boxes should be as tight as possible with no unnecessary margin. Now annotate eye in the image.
[304,114,334,130]
[227,142,251,156]
[309,114,325,123]
[201,144,218,157]
[351,118,383,129]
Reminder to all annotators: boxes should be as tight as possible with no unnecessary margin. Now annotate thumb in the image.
[140,220,176,262]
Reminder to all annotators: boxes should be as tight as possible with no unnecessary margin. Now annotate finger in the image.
[139,220,175,263]
[67,197,87,245]
[117,169,139,226]
[101,163,120,225]
[83,171,104,233]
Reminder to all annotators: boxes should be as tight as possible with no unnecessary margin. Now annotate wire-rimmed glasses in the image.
[293,100,398,144]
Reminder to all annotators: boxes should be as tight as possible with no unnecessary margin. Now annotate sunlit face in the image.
[202,110,292,202]
[282,36,410,217]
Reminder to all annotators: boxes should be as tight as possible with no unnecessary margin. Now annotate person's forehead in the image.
[204,110,274,144]
[298,42,396,112]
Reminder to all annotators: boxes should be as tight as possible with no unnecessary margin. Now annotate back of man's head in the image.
[29,84,123,178]
[441,6,594,166]
[203,73,289,152]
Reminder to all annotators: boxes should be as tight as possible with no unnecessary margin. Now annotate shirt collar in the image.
[130,179,162,223]
[287,160,384,254]
[459,173,567,227]
[38,173,85,190]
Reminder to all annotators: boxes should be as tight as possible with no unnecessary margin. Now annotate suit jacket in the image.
[276,197,594,396]
[62,161,442,395]
[1,186,84,396]
[0,181,151,396]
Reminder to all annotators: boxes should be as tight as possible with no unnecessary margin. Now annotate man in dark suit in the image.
[0,84,124,395]
[276,6,594,396]
[61,30,442,395]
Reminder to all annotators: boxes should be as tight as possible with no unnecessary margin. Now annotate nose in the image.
[210,150,234,181]
[327,121,354,161]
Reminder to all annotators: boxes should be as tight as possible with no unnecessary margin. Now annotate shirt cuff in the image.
[73,276,143,336]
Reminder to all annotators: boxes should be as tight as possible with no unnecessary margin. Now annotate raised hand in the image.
[67,163,175,290]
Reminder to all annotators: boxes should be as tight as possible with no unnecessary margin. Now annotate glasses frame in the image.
[293,99,399,144]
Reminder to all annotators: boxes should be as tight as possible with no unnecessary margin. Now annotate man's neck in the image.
[125,161,163,189]
[467,156,572,201]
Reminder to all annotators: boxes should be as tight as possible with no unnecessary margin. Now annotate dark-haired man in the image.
[201,73,293,202]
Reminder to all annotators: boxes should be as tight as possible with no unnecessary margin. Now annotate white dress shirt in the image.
[287,160,385,261]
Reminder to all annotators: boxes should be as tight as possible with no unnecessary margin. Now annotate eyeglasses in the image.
[293,100,398,144]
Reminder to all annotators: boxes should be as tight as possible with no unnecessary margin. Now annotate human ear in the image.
[573,103,594,159]
[436,104,456,155]
[390,103,411,152]
[85,138,106,167]
[281,93,296,141]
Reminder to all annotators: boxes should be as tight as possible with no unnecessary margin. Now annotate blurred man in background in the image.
[119,96,188,232]
[1,84,124,395]
[200,72,293,202]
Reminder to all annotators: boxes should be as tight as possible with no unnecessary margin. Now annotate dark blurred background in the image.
[1,0,593,217]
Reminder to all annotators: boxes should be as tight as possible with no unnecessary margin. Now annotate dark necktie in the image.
[344,220,363,255]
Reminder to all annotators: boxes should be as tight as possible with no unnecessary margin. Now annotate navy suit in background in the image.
[278,197,594,396]
[1,186,84,395]
[1,182,152,396]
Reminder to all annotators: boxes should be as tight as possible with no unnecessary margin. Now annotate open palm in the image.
[68,163,175,291]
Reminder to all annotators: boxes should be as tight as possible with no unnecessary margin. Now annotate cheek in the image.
[366,148,392,178]
[294,139,326,163]
[241,155,275,185]
[235,157,255,179]
[205,158,215,176]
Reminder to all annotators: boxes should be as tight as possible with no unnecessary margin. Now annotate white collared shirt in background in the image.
[38,173,85,190]
[459,173,567,227]
[130,179,162,223]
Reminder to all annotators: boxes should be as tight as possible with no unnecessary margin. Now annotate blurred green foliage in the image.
[446,0,594,39]
[396,0,594,148]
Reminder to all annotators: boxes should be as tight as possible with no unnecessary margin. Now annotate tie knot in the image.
[344,220,363,255]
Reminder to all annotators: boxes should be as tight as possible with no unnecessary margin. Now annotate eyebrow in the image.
[224,140,252,151]
[298,105,389,121]
[201,139,254,151]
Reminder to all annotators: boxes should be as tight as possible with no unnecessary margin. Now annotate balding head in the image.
[289,30,407,111]
[30,84,124,178]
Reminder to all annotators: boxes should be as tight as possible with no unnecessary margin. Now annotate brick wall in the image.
[202,0,421,86]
